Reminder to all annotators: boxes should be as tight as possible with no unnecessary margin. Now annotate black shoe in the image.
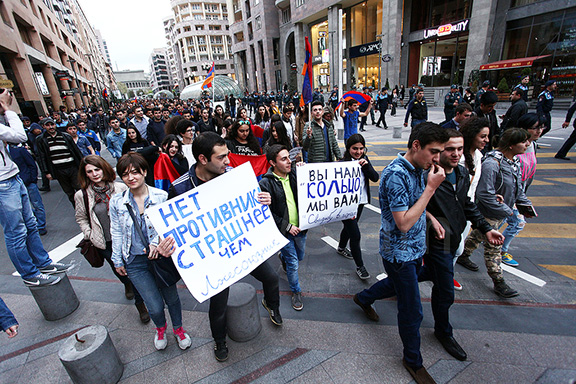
[434,332,467,361]
[384,126,388,129]
[375,124,381,128]
[38,229,48,236]
[456,256,479,272]
[402,360,437,384]
[135,302,150,323]
[38,187,50,192]
[353,294,379,322]
[554,155,570,160]
[371,121,376,125]
[494,281,519,298]
[261,299,283,326]
[356,266,370,280]
[214,341,229,362]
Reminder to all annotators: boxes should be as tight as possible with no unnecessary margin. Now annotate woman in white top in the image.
[175,119,196,167]
[454,117,490,290]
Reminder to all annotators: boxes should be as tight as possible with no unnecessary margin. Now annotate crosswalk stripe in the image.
[501,265,546,287]
[12,233,83,277]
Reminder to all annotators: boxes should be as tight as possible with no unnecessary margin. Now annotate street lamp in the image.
[67,58,86,108]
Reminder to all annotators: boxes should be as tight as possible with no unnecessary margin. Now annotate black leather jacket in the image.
[424,165,492,254]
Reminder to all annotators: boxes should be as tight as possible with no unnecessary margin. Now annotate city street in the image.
[1,106,575,383]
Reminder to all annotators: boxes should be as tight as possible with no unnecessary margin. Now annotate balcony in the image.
[275,0,290,9]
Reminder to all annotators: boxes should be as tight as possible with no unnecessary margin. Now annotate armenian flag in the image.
[102,88,108,99]
[202,62,215,89]
[228,153,269,178]
[299,36,313,108]
[154,153,181,192]
[335,90,372,110]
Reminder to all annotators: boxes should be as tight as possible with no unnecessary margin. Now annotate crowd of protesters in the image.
[1,73,574,384]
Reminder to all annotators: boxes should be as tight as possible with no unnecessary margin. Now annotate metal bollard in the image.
[59,325,124,384]
[227,282,262,342]
[28,274,79,321]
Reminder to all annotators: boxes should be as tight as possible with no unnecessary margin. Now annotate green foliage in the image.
[497,77,510,93]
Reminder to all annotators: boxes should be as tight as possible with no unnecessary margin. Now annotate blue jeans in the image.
[500,208,525,253]
[411,119,426,129]
[0,176,51,280]
[26,183,46,232]
[357,257,423,368]
[418,243,454,337]
[280,232,307,293]
[126,255,182,329]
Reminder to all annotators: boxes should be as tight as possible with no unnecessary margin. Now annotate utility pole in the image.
[376,33,384,90]
[85,53,104,108]
[67,58,86,108]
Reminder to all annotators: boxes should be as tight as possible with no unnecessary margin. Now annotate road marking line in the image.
[12,233,83,277]
[501,265,546,287]
[365,204,381,214]
[321,236,339,249]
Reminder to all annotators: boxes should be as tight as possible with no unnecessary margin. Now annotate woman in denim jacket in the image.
[110,153,191,351]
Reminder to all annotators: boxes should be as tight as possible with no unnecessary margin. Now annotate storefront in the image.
[408,19,469,87]
[347,0,382,89]
[310,20,331,91]
[499,8,576,98]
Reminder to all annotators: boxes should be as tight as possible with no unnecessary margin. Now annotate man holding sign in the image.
[167,132,282,362]
[353,123,449,384]
[259,145,307,311]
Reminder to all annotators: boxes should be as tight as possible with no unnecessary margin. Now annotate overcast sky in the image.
[78,0,173,72]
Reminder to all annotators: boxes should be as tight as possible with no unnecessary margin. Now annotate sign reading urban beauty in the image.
[424,19,469,39]
[147,163,288,303]
[297,162,362,230]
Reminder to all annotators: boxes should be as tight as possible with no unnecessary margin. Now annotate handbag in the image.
[125,202,181,288]
[76,189,105,268]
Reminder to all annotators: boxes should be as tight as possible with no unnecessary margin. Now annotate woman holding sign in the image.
[110,153,191,351]
[337,134,379,279]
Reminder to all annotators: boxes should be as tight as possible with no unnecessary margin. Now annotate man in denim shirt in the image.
[353,123,449,384]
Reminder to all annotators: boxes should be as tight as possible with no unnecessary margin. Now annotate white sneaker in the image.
[154,324,168,350]
[173,327,192,350]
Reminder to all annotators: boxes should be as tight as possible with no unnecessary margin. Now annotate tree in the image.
[117,83,128,98]
[497,77,510,93]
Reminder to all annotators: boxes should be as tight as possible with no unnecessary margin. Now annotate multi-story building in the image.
[0,0,112,118]
[149,48,172,94]
[227,0,282,92]
[114,70,150,98]
[95,29,111,65]
[164,0,235,88]
[276,0,575,102]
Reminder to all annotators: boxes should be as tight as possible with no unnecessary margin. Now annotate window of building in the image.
[29,0,38,17]
[350,0,382,46]
[209,25,221,30]
[281,7,291,24]
[411,0,471,32]
[248,22,253,40]
[255,15,261,30]
[235,31,245,43]
[184,26,191,32]
[15,20,32,46]
[216,64,226,70]
[295,0,305,7]
[191,4,200,10]
[244,0,251,18]
[194,14,202,20]
[196,25,204,30]
[273,38,280,65]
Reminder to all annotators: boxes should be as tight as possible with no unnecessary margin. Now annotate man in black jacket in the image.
[259,145,307,311]
[422,130,503,362]
[168,132,280,362]
[474,91,499,150]
[500,89,527,131]
[35,118,82,206]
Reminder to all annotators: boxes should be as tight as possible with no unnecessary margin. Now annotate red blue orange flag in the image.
[335,90,372,110]
[228,153,269,177]
[202,62,215,89]
[299,36,313,108]
[154,153,181,192]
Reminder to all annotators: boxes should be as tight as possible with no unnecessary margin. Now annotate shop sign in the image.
[423,19,469,39]
[312,55,323,65]
[322,49,329,63]
[349,41,381,59]
[34,72,50,96]
[0,75,13,88]
[382,54,393,63]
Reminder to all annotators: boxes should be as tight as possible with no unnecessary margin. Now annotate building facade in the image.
[0,0,112,119]
[227,0,282,92]
[114,70,150,98]
[164,0,235,88]
[149,48,173,94]
[275,0,575,101]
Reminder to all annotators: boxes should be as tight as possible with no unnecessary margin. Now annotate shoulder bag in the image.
[76,189,105,268]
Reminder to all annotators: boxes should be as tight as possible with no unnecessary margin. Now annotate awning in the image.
[479,55,550,71]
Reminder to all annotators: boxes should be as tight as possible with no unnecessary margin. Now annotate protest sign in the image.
[147,163,289,303]
[296,162,362,230]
